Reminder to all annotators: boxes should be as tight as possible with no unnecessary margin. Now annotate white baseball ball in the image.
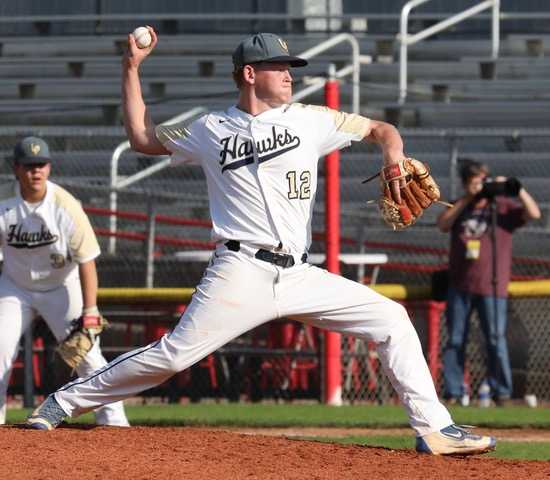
[132,26,152,49]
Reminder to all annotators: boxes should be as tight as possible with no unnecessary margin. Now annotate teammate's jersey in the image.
[157,103,370,254]
[0,181,100,291]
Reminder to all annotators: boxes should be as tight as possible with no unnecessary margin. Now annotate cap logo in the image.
[30,143,41,155]
[277,38,289,52]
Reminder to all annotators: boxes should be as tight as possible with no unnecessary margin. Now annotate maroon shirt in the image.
[449,196,525,297]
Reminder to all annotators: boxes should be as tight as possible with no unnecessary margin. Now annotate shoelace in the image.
[33,397,65,424]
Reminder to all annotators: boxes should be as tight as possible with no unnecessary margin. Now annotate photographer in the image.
[437,159,540,406]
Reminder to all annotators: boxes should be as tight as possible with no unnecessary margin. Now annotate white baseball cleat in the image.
[416,424,496,455]
[26,395,67,430]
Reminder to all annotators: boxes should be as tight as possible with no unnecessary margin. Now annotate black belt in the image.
[225,240,307,268]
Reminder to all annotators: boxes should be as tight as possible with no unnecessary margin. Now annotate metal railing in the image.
[287,33,362,114]
[108,107,207,254]
[399,0,501,104]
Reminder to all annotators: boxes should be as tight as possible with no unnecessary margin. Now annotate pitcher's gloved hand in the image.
[378,158,441,230]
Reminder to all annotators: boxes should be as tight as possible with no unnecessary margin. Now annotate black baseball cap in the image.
[232,33,308,70]
[13,136,52,165]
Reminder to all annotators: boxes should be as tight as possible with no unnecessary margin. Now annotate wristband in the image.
[83,306,100,316]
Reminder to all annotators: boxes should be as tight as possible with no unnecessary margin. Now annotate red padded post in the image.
[324,73,342,406]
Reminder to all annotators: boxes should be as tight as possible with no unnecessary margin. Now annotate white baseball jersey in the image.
[156,103,371,254]
[0,180,100,291]
[0,180,128,426]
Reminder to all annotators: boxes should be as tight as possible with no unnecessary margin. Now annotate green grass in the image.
[10,403,550,428]
[10,403,414,427]
[8,403,550,460]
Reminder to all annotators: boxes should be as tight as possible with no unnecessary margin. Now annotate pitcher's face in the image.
[251,62,293,106]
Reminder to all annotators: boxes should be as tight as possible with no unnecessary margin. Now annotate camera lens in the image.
[479,178,507,198]
[478,177,521,199]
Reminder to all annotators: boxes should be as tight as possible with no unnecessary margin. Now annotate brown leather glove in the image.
[57,306,108,370]
[379,158,440,230]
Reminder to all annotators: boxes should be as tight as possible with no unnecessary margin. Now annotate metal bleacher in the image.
[0,14,549,289]
[1,31,550,124]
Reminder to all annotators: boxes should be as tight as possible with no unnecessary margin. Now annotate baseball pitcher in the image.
[26,31,494,455]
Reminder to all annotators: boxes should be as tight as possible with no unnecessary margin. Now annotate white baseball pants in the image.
[54,243,452,436]
[0,275,128,426]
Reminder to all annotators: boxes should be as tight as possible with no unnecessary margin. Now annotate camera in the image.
[478,177,522,199]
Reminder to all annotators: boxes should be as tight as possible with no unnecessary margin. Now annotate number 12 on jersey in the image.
[286,170,311,199]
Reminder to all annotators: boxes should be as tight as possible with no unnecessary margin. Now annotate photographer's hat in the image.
[232,33,308,70]
[13,136,52,165]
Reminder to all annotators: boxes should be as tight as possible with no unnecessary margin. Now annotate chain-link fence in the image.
[3,126,550,405]
[341,294,550,405]
[3,126,548,287]
[13,291,549,405]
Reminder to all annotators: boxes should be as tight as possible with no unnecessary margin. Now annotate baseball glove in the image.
[378,158,440,230]
[57,307,108,370]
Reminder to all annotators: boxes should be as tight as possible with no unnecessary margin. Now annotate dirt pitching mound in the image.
[1,426,548,480]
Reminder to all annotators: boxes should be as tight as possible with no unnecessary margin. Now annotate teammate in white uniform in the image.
[27,31,494,455]
[0,137,129,427]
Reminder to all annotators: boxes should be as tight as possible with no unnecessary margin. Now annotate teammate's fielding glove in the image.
[57,306,108,370]
[378,158,441,230]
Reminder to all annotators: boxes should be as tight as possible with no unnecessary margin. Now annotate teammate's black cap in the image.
[232,33,308,69]
[12,136,52,165]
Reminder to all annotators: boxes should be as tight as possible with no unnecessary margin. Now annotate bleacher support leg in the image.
[19,83,36,99]
[102,105,119,125]
[67,61,85,78]
[526,38,544,57]
[479,61,496,80]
